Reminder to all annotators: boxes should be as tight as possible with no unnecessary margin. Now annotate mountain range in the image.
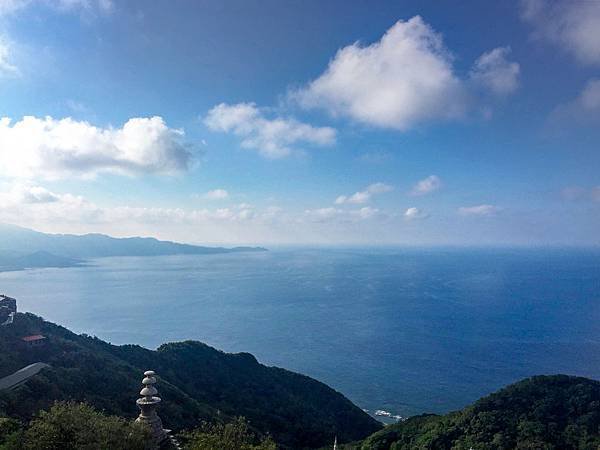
[0,224,266,271]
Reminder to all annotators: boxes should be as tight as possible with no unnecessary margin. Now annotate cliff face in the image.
[0,313,381,449]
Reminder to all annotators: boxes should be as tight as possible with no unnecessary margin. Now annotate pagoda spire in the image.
[135,370,168,444]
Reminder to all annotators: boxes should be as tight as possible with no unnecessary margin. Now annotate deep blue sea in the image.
[1,247,599,418]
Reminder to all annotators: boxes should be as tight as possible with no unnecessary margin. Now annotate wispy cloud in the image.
[304,206,380,222]
[410,175,441,196]
[0,115,195,179]
[550,78,600,126]
[404,207,428,221]
[335,182,393,205]
[202,189,229,200]
[561,185,600,203]
[0,0,113,17]
[204,102,336,158]
[0,37,19,76]
[520,0,600,65]
[470,47,520,95]
[458,204,500,216]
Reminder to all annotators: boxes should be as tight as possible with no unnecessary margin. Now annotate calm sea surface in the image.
[1,247,599,417]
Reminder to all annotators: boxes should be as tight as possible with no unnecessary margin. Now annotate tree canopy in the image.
[360,375,600,450]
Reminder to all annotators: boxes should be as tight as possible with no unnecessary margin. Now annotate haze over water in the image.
[1,247,599,417]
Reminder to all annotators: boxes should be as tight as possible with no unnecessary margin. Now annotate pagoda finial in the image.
[135,370,167,444]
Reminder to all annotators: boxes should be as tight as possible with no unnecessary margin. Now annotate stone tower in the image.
[135,370,168,444]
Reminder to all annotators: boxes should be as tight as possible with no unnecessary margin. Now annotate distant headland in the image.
[0,223,266,273]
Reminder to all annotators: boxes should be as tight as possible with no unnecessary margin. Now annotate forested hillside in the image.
[359,375,600,449]
[0,313,380,449]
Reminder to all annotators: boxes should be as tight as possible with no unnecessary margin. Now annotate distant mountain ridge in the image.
[0,223,266,259]
[0,250,83,272]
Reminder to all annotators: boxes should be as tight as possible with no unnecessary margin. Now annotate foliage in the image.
[360,375,600,450]
[0,402,151,450]
[182,417,277,450]
[0,313,380,449]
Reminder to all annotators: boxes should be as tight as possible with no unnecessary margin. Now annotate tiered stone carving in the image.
[136,370,167,444]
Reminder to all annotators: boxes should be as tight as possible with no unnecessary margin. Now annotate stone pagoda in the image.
[135,370,168,444]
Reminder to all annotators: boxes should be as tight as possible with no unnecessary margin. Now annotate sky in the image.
[0,0,599,246]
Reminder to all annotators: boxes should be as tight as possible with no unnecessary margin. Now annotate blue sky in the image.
[0,0,599,245]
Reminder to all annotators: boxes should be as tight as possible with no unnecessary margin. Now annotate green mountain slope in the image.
[0,313,381,449]
[360,375,600,450]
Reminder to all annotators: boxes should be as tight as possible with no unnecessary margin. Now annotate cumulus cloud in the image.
[293,16,468,130]
[520,0,600,65]
[404,207,428,221]
[204,102,336,158]
[458,204,500,216]
[470,47,520,95]
[410,175,441,196]
[335,182,393,204]
[0,115,194,179]
[203,189,229,200]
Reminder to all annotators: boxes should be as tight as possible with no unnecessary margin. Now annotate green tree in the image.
[17,402,151,450]
[183,417,276,450]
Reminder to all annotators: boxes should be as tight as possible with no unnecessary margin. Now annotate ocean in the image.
[1,247,599,418]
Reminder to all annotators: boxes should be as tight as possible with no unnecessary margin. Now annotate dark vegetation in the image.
[0,402,277,450]
[0,402,150,450]
[359,375,600,450]
[0,313,380,449]
[2,313,599,449]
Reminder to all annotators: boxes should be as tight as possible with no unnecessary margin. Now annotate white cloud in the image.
[410,175,441,196]
[304,206,380,222]
[520,0,600,65]
[0,115,194,179]
[458,204,500,216]
[335,182,393,205]
[470,47,520,95]
[0,37,18,76]
[0,183,60,205]
[0,184,281,234]
[203,189,229,200]
[592,187,600,203]
[204,102,336,158]
[404,207,428,221]
[293,16,468,130]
